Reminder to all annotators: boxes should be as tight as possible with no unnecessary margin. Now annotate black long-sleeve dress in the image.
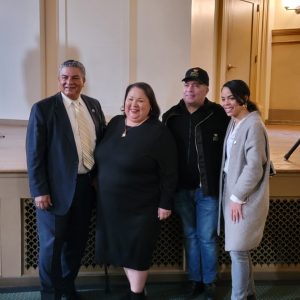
[95,115,177,270]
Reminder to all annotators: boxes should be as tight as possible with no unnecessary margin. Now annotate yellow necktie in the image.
[73,101,94,170]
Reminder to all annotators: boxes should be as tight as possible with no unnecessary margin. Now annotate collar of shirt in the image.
[61,92,83,108]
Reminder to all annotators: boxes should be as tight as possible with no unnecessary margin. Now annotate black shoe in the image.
[120,290,146,300]
[247,295,257,300]
[130,290,146,299]
[185,281,204,299]
[63,291,83,300]
[41,291,62,300]
[204,282,217,300]
[119,291,131,300]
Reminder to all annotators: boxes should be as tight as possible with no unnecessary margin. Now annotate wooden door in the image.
[225,0,260,100]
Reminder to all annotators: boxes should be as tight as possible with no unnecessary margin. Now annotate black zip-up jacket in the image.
[162,99,229,197]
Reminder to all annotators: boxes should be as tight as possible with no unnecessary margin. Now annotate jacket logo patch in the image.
[213,133,219,142]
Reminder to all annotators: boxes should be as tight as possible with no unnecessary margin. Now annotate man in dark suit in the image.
[26,60,106,300]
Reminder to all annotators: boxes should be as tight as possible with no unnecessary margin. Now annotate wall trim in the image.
[272,28,300,36]
[0,119,28,126]
[272,28,300,44]
[268,109,300,123]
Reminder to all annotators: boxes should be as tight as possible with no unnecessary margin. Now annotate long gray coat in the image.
[218,111,270,251]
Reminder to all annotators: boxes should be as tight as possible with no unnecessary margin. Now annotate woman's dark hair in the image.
[123,82,160,119]
[222,80,258,112]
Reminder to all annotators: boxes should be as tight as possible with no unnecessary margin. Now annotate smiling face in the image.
[183,80,209,112]
[58,66,85,100]
[221,86,248,121]
[124,87,151,125]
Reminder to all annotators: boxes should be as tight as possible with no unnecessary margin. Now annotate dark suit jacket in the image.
[26,92,106,215]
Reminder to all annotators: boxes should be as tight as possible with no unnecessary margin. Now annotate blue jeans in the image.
[230,251,256,300]
[174,188,218,284]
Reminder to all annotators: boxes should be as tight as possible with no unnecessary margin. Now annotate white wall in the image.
[58,0,131,119]
[0,0,44,120]
[135,0,191,113]
[61,0,191,117]
[0,0,192,121]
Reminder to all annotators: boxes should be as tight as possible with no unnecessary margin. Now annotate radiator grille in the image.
[22,198,300,274]
[218,198,300,266]
[22,199,183,273]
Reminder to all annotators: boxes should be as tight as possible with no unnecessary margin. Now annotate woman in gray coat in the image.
[219,80,270,300]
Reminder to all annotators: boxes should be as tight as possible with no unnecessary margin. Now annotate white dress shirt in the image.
[62,93,96,174]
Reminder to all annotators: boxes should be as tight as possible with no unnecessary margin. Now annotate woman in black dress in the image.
[95,82,177,299]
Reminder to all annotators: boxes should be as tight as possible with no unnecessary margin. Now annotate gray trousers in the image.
[230,250,256,300]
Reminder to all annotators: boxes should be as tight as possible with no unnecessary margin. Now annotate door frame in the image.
[216,0,270,120]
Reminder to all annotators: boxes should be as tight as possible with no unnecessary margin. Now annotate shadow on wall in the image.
[22,38,83,108]
[22,36,43,108]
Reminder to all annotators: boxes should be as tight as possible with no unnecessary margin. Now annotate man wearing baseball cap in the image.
[163,67,229,299]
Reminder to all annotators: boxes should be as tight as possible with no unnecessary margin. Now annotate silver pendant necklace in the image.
[121,117,149,138]
[121,129,127,138]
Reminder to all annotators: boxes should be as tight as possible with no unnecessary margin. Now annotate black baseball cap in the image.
[182,67,209,86]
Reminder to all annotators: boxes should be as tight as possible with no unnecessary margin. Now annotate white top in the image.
[224,116,248,204]
[61,92,96,173]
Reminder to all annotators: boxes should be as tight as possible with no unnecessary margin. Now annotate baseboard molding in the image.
[1,270,299,289]
[0,119,28,126]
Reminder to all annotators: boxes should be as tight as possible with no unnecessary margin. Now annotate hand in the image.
[158,208,171,220]
[34,195,52,210]
[230,201,243,223]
